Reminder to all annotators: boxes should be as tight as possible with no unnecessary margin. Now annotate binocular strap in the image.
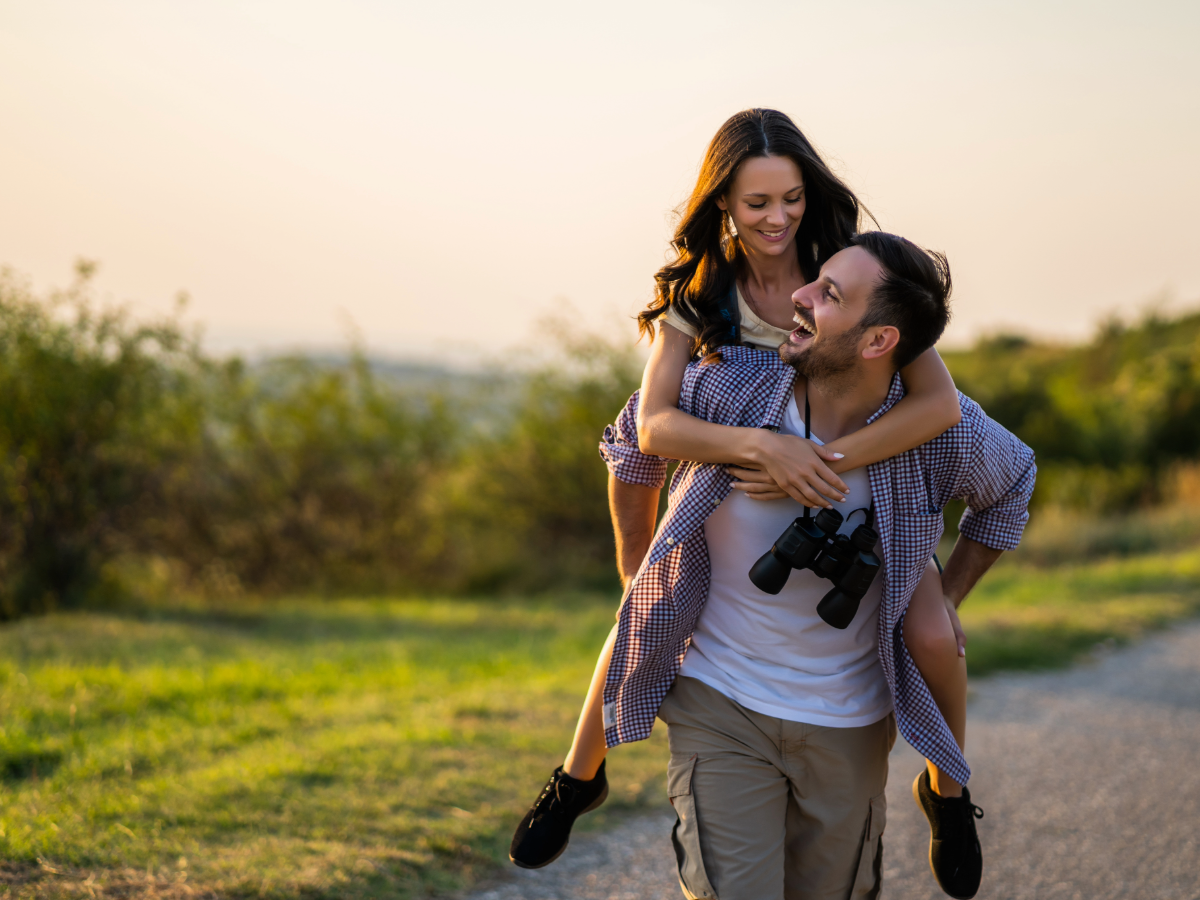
[800,387,874,527]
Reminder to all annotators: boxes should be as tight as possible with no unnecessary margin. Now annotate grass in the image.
[961,549,1200,674]
[0,595,668,899]
[947,503,1200,674]
[1,525,1198,898]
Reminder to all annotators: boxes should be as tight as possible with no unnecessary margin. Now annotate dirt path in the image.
[468,621,1200,900]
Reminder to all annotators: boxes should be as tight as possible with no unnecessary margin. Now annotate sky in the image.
[1,0,1198,365]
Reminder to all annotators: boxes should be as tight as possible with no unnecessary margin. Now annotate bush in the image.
[0,262,202,617]
[1011,502,1200,567]
[144,328,639,597]
[2,259,1197,617]
[426,330,643,592]
[144,352,458,595]
[944,310,1200,510]
[0,267,639,608]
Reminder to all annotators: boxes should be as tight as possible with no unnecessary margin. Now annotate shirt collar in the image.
[718,345,797,431]
[775,369,905,429]
[866,372,906,425]
[763,364,797,430]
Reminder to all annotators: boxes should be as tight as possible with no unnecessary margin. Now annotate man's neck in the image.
[795,368,895,444]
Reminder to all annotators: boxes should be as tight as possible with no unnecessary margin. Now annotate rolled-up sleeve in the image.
[599,390,669,490]
[956,401,1037,551]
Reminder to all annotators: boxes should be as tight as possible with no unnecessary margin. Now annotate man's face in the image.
[780,246,884,381]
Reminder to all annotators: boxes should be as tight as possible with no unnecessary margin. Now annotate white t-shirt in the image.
[659,285,792,352]
[677,393,893,727]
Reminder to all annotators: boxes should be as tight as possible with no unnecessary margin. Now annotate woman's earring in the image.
[728,215,738,238]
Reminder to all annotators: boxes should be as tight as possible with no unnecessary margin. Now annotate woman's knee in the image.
[903,613,957,666]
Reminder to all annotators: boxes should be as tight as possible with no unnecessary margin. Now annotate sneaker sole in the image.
[509,782,610,870]
[912,772,935,884]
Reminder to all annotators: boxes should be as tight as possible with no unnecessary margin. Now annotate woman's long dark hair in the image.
[638,109,866,358]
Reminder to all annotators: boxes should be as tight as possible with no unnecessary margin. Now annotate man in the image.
[599,233,1035,899]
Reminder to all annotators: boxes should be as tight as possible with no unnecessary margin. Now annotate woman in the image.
[511,109,976,898]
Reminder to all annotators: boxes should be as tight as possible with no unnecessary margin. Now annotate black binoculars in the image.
[747,507,881,629]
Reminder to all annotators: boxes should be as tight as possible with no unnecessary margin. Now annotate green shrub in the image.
[0,263,202,617]
[944,310,1200,510]
[427,331,643,592]
[1,259,1197,616]
[148,352,457,595]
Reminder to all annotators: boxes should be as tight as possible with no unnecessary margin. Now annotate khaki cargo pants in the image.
[658,676,896,900]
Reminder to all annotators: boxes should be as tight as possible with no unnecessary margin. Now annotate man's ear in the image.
[860,326,900,361]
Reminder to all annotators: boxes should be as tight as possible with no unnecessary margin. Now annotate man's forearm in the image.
[608,473,659,589]
[941,535,1004,608]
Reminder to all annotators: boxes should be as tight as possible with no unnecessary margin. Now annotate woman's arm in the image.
[728,348,962,501]
[636,323,849,507]
[821,348,961,472]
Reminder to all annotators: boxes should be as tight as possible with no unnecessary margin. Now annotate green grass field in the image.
[0,596,669,898]
[961,549,1200,673]
[1,546,1198,898]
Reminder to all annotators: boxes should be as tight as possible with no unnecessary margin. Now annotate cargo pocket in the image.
[667,753,718,900]
[850,791,887,899]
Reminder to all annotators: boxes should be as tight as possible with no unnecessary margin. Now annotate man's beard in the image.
[780,324,865,386]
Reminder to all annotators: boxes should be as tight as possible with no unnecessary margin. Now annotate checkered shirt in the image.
[597,345,1036,785]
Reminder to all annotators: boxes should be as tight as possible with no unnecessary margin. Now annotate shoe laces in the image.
[536,770,578,816]
[956,799,983,830]
[554,776,579,808]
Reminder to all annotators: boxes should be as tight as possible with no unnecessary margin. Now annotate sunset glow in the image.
[2,0,1197,363]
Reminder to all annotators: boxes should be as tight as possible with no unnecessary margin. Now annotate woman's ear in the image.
[861,326,900,361]
[715,195,728,212]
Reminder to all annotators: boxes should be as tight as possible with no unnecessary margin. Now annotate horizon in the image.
[10,255,1194,374]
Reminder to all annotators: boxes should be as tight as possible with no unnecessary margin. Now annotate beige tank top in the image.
[658,285,792,351]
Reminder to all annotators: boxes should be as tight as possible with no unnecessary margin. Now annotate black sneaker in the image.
[912,768,985,899]
[509,761,608,869]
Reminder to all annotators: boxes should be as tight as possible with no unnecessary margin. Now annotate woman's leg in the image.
[902,559,966,797]
[563,623,617,780]
[510,626,615,867]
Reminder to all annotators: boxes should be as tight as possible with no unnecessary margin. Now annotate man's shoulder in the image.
[918,391,1028,465]
[918,392,985,454]
[951,392,987,434]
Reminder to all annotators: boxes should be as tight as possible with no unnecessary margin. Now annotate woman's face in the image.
[717,155,806,258]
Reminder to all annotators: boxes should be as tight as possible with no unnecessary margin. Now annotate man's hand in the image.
[943,595,967,657]
[725,465,790,501]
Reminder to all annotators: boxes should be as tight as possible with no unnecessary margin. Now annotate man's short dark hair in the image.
[850,232,952,369]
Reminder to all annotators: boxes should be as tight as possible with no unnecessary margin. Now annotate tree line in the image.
[1,264,1197,617]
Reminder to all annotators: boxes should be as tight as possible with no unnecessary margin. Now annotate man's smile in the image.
[790,310,815,343]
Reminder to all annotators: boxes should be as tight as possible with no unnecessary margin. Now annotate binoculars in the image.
[748,507,881,629]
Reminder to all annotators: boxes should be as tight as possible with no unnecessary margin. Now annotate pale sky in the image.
[2,0,1197,364]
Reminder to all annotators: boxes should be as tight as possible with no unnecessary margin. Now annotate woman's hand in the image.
[728,434,849,506]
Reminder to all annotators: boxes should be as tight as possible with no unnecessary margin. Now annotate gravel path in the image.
[468,621,1200,900]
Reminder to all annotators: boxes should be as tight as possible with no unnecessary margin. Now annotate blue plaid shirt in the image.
[598,346,1036,785]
